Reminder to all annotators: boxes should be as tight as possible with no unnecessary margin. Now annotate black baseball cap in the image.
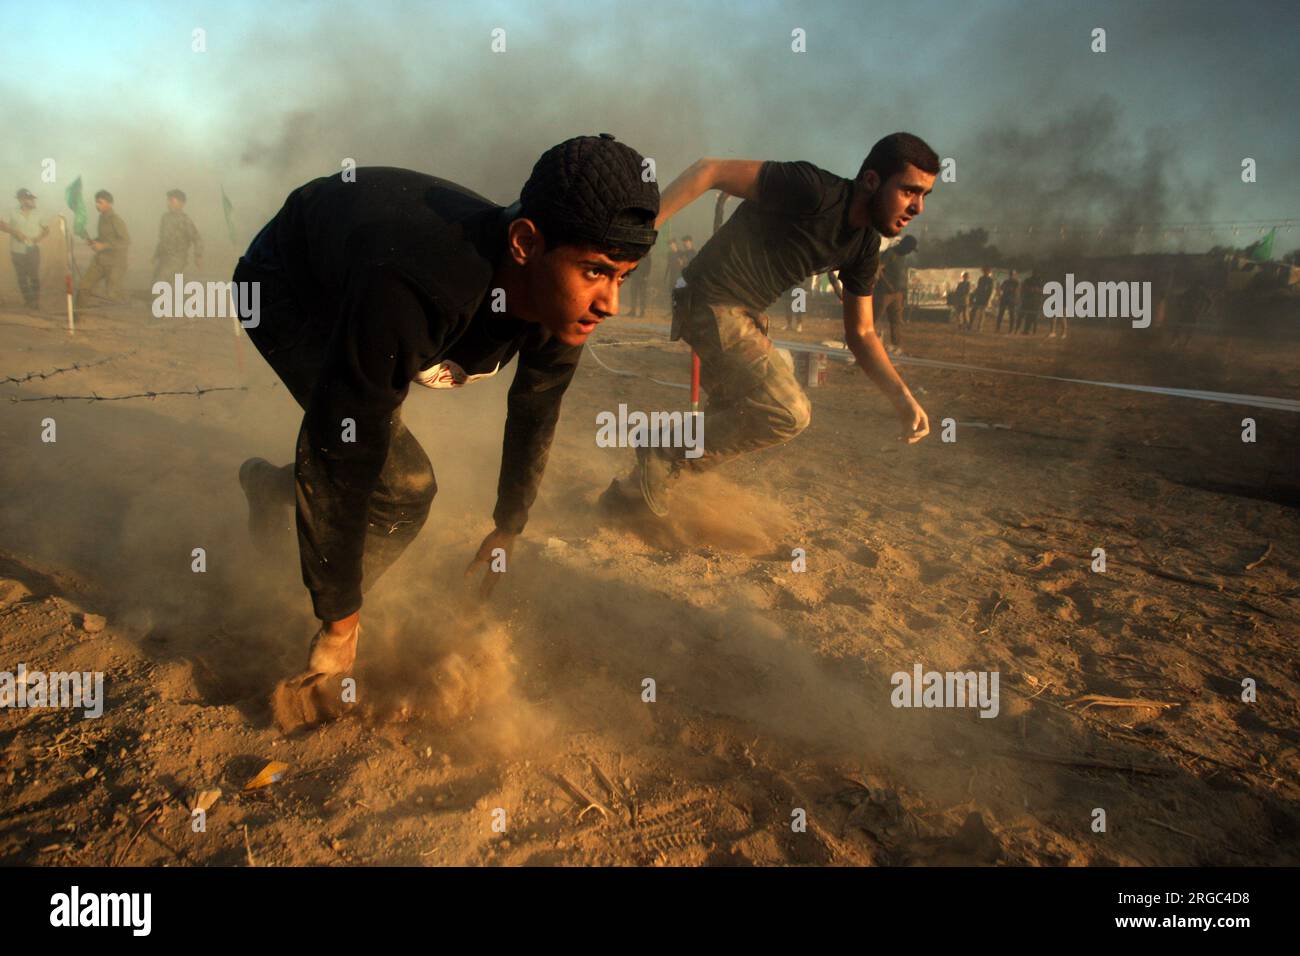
[16,188,35,200]
[520,133,659,249]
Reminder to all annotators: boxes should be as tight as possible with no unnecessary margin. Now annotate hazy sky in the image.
[5,0,1297,256]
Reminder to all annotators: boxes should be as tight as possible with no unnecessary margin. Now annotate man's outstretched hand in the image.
[465,528,518,600]
[896,395,930,444]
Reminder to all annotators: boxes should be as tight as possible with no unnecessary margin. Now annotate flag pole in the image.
[57,215,74,334]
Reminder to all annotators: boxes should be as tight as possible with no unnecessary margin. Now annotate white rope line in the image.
[760,337,1300,413]
[593,321,1300,414]
[585,342,689,390]
[884,353,1300,413]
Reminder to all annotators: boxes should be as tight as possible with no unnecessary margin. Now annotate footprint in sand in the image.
[1059,584,1101,625]
[852,545,880,568]
[1034,591,1081,623]
[903,609,942,631]
[918,560,960,585]
[826,586,875,610]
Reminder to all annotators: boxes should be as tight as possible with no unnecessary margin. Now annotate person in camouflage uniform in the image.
[75,190,130,305]
[151,189,203,285]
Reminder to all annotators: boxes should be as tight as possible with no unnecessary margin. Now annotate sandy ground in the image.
[1,295,1298,866]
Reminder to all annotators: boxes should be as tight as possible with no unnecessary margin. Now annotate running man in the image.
[604,131,937,517]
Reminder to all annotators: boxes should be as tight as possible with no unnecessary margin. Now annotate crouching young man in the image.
[605,132,937,517]
[235,134,658,682]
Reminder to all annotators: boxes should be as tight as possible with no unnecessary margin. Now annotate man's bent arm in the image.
[655,158,764,228]
[493,338,583,534]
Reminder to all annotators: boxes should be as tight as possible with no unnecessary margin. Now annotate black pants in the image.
[233,257,437,618]
[11,248,40,307]
[996,299,1016,332]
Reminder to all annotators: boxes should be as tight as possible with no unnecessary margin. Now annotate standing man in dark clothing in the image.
[873,234,917,353]
[604,132,937,518]
[4,189,49,310]
[971,265,993,332]
[76,190,130,306]
[151,189,204,285]
[950,270,971,331]
[995,269,1020,333]
[235,134,658,683]
[1019,271,1040,335]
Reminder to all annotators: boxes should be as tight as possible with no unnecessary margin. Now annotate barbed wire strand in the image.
[0,350,139,386]
[8,385,247,404]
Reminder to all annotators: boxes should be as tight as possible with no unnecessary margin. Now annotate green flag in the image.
[64,176,89,240]
[1248,227,1275,263]
[221,186,238,246]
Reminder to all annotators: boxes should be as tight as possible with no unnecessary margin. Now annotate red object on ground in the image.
[691,350,700,413]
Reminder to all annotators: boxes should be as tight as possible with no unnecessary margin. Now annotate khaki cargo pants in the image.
[76,253,128,304]
[664,287,812,472]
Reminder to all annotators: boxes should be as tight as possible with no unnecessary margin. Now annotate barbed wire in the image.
[0,351,139,386]
[8,385,247,403]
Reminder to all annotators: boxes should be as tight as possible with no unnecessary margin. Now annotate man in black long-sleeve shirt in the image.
[234,134,658,682]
